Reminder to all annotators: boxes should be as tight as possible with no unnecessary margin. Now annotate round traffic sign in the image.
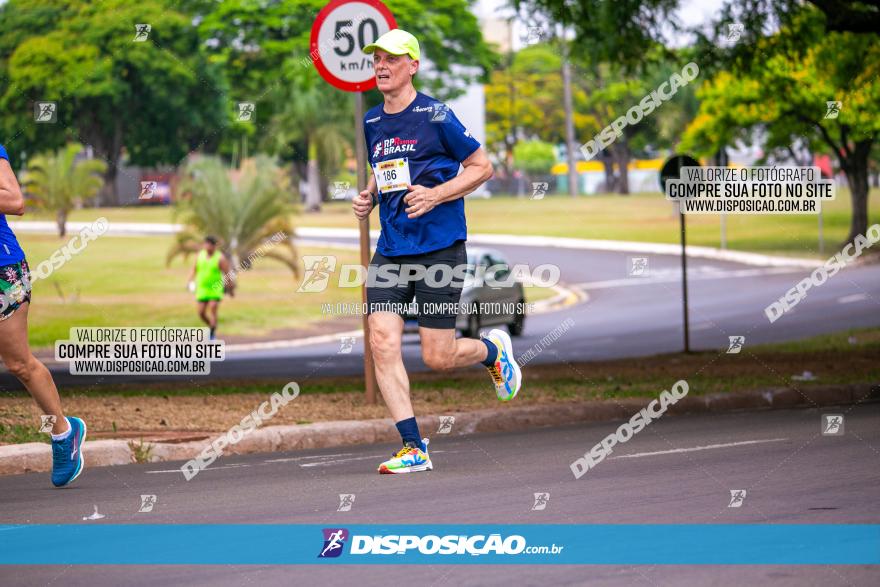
[310,0,397,92]
[659,154,701,191]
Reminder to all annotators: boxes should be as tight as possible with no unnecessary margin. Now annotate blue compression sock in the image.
[480,338,498,367]
[395,417,425,451]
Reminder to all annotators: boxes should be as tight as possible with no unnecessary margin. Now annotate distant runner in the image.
[0,143,86,487]
[353,29,523,474]
[187,236,234,340]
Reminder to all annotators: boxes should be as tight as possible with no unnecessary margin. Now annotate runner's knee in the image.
[4,354,38,381]
[369,321,401,361]
[422,346,453,371]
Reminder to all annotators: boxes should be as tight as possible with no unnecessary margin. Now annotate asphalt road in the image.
[4,237,878,389]
[1,403,878,585]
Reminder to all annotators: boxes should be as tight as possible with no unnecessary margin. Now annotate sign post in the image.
[660,155,700,354]
[310,0,397,404]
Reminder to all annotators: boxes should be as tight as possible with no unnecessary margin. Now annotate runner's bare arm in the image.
[187,261,197,290]
[0,158,25,216]
[219,255,235,296]
[353,174,378,220]
[404,148,492,219]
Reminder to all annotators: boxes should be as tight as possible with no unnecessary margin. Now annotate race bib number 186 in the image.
[373,157,411,194]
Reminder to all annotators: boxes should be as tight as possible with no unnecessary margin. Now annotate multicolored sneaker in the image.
[51,416,86,487]
[484,328,522,401]
[378,438,432,474]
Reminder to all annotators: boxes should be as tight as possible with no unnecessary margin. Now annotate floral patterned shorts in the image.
[0,259,32,322]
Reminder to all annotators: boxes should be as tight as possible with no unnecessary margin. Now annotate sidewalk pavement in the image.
[1,383,875,476]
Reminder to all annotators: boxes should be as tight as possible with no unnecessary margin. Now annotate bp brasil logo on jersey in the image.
[372,136,418,159]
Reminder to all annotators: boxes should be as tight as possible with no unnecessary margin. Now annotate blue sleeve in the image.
[439,108,481,163]
[0,145,8,161]
[362,122,372,161]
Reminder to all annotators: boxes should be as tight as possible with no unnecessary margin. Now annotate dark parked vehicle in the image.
[403,246,526,337]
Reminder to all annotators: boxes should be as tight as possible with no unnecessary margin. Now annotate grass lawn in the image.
[1,327,877,444]
[17,233,363,348]
[22,188,880,257]
[15,233,555,349]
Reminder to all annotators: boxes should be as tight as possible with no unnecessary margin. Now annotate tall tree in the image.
[681,9,879,243]
[485,43,591,178]
[0,0,228,205]
[24,143,107,236]
[517,0,880,62]
[265,68,353,211]
[170,155,299,278]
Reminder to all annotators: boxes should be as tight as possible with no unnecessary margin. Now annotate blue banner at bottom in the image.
[1,524,878,565]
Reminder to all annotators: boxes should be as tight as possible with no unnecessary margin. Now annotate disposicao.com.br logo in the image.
[317,528,563,558]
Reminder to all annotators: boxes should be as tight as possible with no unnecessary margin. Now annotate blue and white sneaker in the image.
[51,417,86,487]
[484,328,522,401]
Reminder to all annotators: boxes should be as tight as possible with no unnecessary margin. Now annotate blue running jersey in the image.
[363,92,481,256]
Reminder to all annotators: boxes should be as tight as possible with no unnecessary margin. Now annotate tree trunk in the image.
[841,139,872,244]
[96,119,124,206]
[305,140,322,212]
[614,142,631,195]
[56,209,67,238]
[601,151,616,193]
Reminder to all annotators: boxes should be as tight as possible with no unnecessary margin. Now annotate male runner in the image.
[0,144,86,487]
[353,29,522,474]
[187,236,233,340]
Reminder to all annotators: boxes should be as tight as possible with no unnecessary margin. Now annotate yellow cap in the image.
[362,29,420,61]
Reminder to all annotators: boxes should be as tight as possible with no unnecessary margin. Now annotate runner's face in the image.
[204,242,216,254]
[373,50,416,92]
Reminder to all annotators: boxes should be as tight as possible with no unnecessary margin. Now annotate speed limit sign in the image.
[310,0,397,92]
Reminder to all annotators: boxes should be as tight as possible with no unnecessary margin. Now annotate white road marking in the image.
[838,293,869,304]
[298,449,469,468]
[145,463,253,474]
[224,330,363,353]
[611,438,788,460]
[300,454,388,467]
[573,267,800,291]
[264,453,356,463]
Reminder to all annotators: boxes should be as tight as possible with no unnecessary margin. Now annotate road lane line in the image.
[573,267,800,291]
[611,438,788,460]
[298,449,473,468]
[145,463,254,474]
[838,293,869,304]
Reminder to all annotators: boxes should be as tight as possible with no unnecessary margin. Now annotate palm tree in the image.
[24,143,107,236]
[266,68,353,212]
[168,155,300,279]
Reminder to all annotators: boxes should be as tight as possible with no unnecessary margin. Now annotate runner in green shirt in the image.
[187,236,234,340]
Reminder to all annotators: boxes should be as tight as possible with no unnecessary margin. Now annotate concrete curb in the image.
[1,383,876,477]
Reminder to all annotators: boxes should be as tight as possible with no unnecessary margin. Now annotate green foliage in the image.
[681,8,879,240]
[170,155,300,279]
[513,139,556,174]
[128,439,154,463]
[24,143,107,236]
[0,422,48,444]
[486,43,569,154]
[515,0,680,67]
[0,0,228,202]
[264,66,353,199]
